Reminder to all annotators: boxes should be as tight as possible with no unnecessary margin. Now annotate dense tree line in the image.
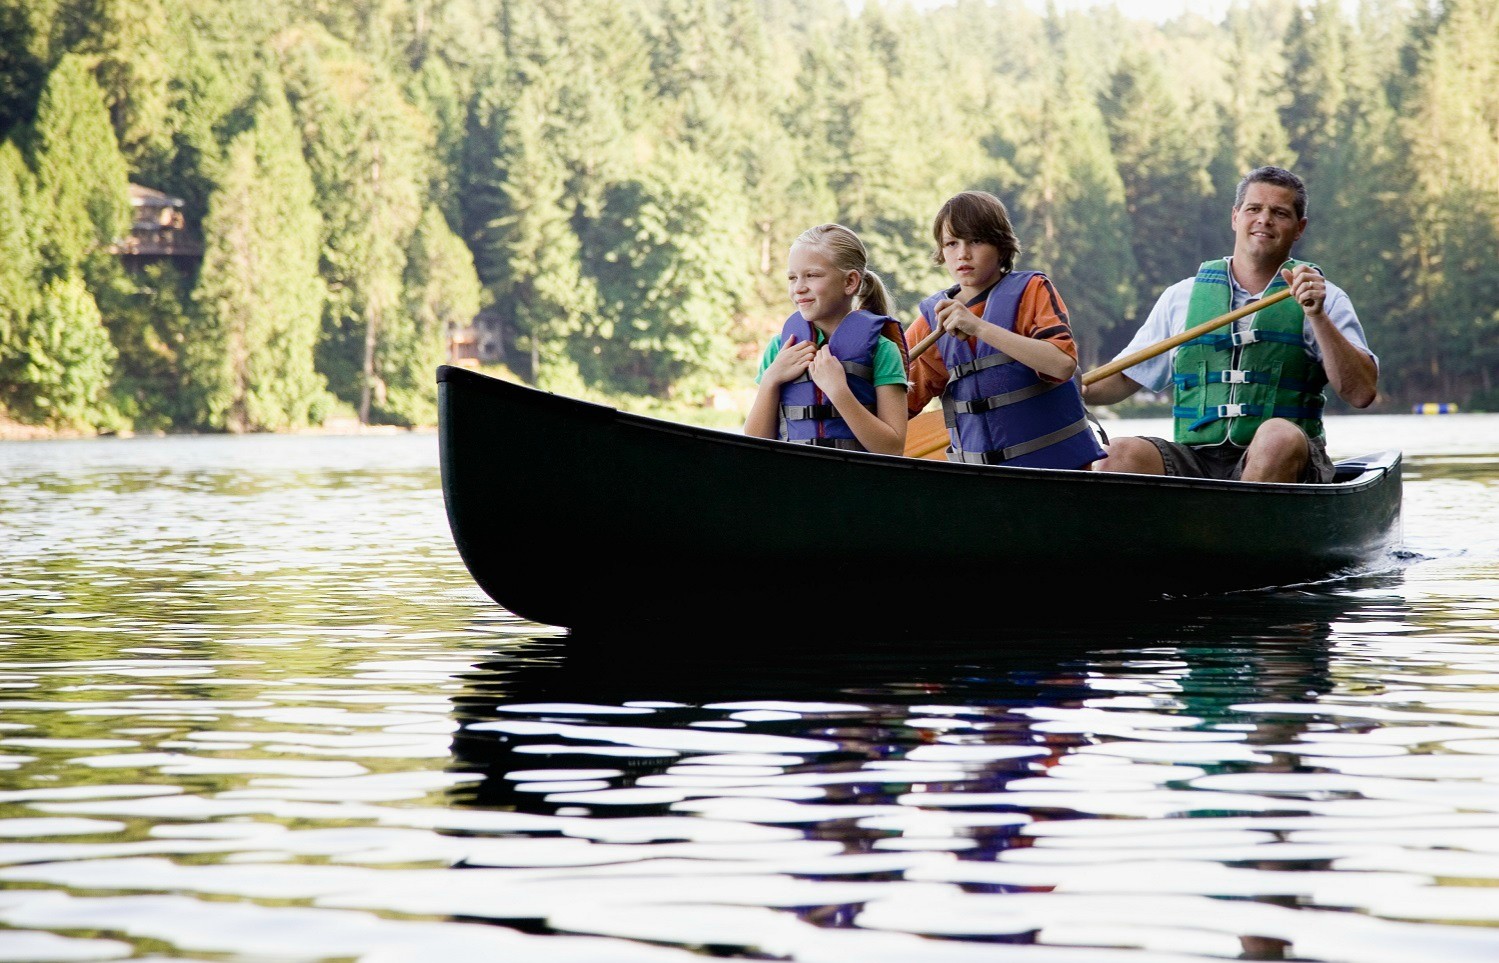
[0,0,1494,432]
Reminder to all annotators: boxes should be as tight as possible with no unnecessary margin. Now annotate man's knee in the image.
[1243,419,1309,481]
[1250,419,1309,458]
[1095,436,1165,475]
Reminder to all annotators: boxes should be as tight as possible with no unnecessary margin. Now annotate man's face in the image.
[1231,182,1307,265]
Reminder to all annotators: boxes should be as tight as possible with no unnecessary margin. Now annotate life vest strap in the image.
[949,417,1091,466]
[1196,328,1304,350]
[1176,401,1325,432]
[1173,370,1319,393]
[944,379,1059,419]
[781,403,839,421]
[841,360,874,381]
[786,437,865,450]
[946,351,1015,382]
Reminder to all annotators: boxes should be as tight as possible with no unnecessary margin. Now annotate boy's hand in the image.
[808,345,850,397]
[935,298,985,338]
[764,335,815,385]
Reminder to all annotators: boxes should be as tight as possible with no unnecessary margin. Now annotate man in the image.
[1084,166,1378,483]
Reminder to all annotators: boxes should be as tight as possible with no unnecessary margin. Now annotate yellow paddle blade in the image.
[904,409,948,460]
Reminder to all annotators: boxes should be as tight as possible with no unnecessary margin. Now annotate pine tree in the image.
[73,0,172,168]
[1398,0,1499,403]
[579,146,746,397]
[0,140,38,355]
[0,0,55,134]
[142,0,282,221]
[1007,46,1138,363]
[382,203,481,425]
[1205,1,1299,218]
[1282,0,1350,186]
[282,27,430,423]
[188,71,326,431]
[96,260,196,430]
[24,53,131,278]
[1102,47,1215,351]
[1293,0,1413,405]
[463,66,595,387]
[6,273,120,429]
[3,56,127,429]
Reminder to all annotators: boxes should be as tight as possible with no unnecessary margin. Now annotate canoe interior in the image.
[437,365,1403,636]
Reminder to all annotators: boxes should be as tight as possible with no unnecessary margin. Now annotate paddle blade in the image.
[904,408,948,460]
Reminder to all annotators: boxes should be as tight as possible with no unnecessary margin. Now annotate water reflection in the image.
[1,431,1498,962]
[437,583,1499,960]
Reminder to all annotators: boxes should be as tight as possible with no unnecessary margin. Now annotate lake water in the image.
[0,413,1497,962]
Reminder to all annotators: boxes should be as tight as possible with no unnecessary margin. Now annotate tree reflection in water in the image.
[444,583,1410,958]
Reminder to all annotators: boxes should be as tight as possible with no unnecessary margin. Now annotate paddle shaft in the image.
[904,285,961,366]
[906,327,943,365]
[902,287,1295,459]
[1079,287,1293,386]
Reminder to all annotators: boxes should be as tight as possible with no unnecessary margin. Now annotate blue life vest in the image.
[921,271,1104,470]
[777,309,894,451]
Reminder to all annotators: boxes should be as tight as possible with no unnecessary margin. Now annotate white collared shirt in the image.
[1117,257,1379,393]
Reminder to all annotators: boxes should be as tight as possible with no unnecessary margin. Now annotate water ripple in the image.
[0,428,1497,960]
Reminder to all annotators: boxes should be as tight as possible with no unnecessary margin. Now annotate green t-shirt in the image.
[755,332,908,387]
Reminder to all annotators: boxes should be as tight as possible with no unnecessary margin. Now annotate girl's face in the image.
[787,243,860,327]
[940,223,1004,297]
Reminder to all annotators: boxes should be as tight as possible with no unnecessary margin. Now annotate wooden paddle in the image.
[902,287,1295,460]
[903,284,960,368]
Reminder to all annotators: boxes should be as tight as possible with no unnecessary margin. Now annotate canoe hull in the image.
[437,366,1402,634]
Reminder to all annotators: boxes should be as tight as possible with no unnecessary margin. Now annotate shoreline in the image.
[0,418,434,443]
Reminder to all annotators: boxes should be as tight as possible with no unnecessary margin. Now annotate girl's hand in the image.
[764,335,816,385]
[808,345,850,397]
[935,298,985,338]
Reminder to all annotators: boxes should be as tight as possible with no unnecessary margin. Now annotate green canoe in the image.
[437,365,1403,634]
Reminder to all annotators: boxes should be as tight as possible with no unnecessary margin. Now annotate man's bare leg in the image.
[1092,436,1167,475]
[1239,419,1310,483]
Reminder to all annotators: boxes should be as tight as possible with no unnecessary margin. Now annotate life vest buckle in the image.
[1219,369,1250,384]
[1230,330,1259,346]
[1215,403,1248,419]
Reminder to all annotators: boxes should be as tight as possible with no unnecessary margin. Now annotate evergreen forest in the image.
[1,0,1496,434]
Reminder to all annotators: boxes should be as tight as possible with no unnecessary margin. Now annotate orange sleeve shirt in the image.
[906,274,1079,417]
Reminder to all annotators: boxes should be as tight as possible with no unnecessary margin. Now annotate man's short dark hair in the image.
[1235,166,1308,220]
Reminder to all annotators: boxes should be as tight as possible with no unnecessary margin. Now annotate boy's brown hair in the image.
[930,191,1021,273]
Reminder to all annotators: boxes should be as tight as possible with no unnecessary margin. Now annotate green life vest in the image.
[1173,258,1328,446]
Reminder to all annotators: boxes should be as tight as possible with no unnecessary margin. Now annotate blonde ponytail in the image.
[857,269,892,317]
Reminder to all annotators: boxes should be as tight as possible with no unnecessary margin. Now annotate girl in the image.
[744,224,909,455]
[906,191,1104,470]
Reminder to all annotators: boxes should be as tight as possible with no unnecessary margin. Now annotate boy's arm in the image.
[934,277,1077,381]
[970,324,1076,381]
[1081,371,1143,406]
[904,316,947,415]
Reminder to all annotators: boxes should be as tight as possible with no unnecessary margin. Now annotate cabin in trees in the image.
[447,310,505,368]
[108,184,203,260]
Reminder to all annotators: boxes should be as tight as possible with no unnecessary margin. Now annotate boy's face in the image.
[787,243,859,325]
[940,223,1004,296]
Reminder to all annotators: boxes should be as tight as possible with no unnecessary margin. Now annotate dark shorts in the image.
[1144,430,1335,483]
